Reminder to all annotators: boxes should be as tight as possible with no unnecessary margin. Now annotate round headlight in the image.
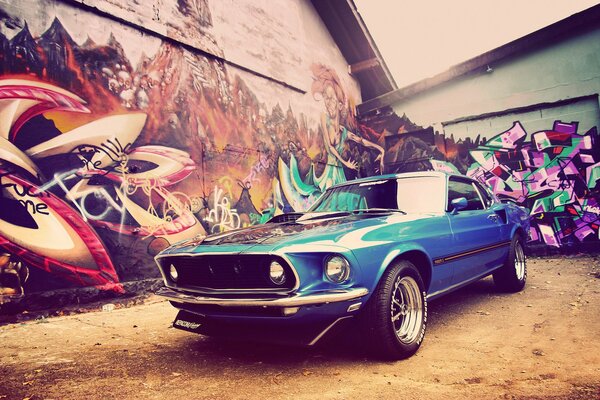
[169,264,178,282]
[325,255,350,283]
[269,261,286,285]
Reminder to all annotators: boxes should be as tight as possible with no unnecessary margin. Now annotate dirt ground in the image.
[1,256,599,400]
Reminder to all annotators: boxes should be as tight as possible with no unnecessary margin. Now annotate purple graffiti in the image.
[468,120,600,247]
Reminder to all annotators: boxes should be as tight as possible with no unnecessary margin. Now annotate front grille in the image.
[161,254,295,291]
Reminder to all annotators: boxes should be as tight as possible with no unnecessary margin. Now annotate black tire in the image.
[494,234,527,292]
[361,260,427,360]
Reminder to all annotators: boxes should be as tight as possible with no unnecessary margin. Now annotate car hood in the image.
[160,211,438,255]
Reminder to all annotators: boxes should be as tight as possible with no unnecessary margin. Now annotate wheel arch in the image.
[512,226,528,244]
[377,247,433,293]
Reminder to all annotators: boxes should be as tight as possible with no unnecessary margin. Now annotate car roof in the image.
[329,170,465,189]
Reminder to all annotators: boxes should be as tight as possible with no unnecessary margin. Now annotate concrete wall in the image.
[392,27,600,134]
[385,25,600,249]
[0,0,386,310]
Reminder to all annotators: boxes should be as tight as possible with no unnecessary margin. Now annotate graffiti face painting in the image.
[273,65,386,217]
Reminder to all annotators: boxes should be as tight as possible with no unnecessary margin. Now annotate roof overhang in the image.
[312,0,397,101]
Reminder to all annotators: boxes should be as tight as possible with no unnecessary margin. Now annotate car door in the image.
[474,181,514,241]
[446,177,506,285]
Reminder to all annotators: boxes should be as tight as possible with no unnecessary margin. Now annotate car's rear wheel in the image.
[361,260,427,360]
[493,233,527,292]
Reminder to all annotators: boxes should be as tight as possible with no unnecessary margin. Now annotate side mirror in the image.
[450,197,468,214]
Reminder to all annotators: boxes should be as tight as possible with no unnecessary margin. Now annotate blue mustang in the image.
[155,172,530,359]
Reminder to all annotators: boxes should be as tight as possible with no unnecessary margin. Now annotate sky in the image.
[355,0,599,88]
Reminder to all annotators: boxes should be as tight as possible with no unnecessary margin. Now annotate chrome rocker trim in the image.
[157,286,369,307]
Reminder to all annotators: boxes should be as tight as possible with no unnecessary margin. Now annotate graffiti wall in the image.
[467,121,600,248]
[366,108,600,249]
[0,0,385,307]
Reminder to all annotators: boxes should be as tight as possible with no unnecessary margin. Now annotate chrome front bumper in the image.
[156,286,369,307]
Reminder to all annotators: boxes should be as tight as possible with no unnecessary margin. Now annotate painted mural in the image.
[467,121,600,248]
[366,110,599,248]
[358,107,480,174]
[0,8,383,305]
[275,64,385,216]
[1,1,596,310]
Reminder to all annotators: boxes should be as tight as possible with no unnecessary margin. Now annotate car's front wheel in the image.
[494,233,527,292]
[361,260,427,360]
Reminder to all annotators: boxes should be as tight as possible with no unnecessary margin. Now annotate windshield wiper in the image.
[351,208,406,215]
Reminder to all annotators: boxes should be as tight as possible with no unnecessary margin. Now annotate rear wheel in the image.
[361,260,427,360]
[494,234,527,292]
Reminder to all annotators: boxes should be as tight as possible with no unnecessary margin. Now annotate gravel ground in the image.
[1,256,599,400]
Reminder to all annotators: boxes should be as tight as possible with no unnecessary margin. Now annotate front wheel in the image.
[361,260,427,360]
[494,234,527,292]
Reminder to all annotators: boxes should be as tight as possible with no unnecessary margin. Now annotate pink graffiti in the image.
[242,151,273,187]
[467,120,599,247]
[0,79,204,294]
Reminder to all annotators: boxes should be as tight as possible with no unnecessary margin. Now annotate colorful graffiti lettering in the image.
[204,186,241,233]
[361,108,600,249]
[467,121,600,247]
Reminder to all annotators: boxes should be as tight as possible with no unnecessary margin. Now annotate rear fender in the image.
[506,203,531,240]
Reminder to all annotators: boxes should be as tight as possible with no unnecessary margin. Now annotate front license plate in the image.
[173,310,205,333]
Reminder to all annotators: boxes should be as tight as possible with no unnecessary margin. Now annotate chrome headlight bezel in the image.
[168,264,179,282]
[324,255,351,283]
[269,260,287,285]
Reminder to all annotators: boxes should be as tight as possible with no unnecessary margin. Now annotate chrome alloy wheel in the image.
[390,275,423,344]
[514,241,526,280]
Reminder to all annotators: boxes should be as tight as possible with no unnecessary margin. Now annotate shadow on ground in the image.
[157,276,505,365]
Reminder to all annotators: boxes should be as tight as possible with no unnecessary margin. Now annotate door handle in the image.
[487,214,499,223]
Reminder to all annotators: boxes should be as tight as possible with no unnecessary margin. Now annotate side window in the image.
[447,179,484,211]
[474,182,494,208]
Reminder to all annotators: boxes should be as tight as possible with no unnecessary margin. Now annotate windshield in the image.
[308,176,445,213]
